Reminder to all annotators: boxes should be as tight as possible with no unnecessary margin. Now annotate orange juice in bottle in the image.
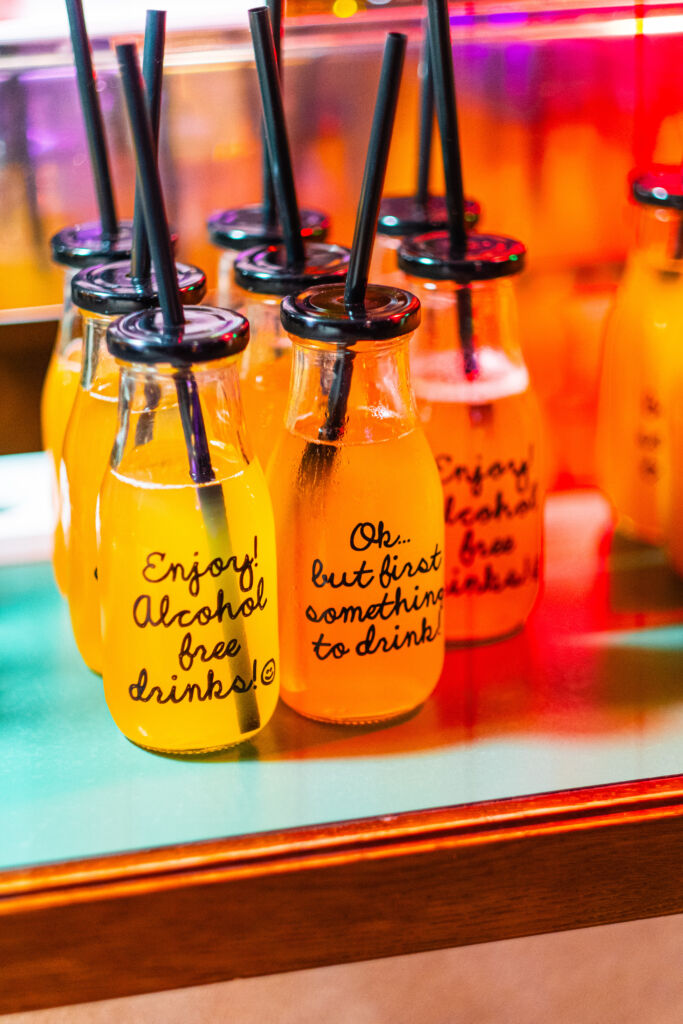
[268,283,445,723]
[597,167,683,544]
[41,222,134,593]
[60,259,206,672]
[399,232,544,644]
[100,306,280,753]
[232,242,349,466]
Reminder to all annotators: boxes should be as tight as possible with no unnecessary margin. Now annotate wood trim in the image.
[2,774,682,1013]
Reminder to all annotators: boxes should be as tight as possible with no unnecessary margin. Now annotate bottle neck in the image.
[405,275,527,395]
[111,356,251,483]
[234,287,288,375]
[632,202,683,269]
[79,310,118,390]
[285,333,418,445]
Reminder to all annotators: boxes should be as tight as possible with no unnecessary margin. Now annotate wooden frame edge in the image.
[1,773,682,1012]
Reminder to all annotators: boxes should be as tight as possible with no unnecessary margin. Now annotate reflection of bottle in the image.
[59,260,206,672]
[207,205,329,309]
[233,241,349,468]
[41,222,134,593]
[399,232,544,645]
[597,168,683,544]
[268,283,445,723]
[100,306,280,754]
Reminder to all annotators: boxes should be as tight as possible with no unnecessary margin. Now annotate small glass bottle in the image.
[41,221,134,520]
[268,283,445,724]
[100,306,280,754]
[232,242,350,468]
[207,205,329,309]
[372,194,480,281]
[398,232,543,645]
[597,167,683,545]
[59,260,206,672]
[668,373,683,576]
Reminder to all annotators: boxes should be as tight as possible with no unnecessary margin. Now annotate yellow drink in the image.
[100,444,279,754]
[414,350,543,643]
[61,372,119,673]
[597,250,683,543]
[268,426,444,723]
[41,338,82,595]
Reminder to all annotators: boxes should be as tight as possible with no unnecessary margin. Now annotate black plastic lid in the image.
[630,166,683,210]
[71,260,207,316]
[377,194,481,237]
[398,232,526,283]
[207,204,330,252]
[107,305,249,366]
[234,242,350,296]
[281,283,421,344]
[51,220,179,270]
[50,220,135,270]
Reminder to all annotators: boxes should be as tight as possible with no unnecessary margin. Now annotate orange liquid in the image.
[61,374,119,674]
[40,339,82,594]
[414,350,543,644]
[99,445,280,754]
[237,297,293,469]
[597,253,683,543]
[267,426,445,723]
[240,346,292,469]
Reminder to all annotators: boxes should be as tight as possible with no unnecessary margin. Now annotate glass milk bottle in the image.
[41,222,133,553]
[268,283,445,724]
[668,372,683,575]
[232,242,350,468]
[597,167,683,544]
[373,194,480,280]
[399,232,544,645]
[59,260,206,671]
[100,307,280,754]
[207,205,329,309]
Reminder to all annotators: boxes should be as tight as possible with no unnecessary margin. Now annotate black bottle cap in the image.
[377,194,481,237]
[71,261,207,316]
[398,231,526,283]
[207,204,330,252]
[51,220,179,270]
[107,305,249,366]
[280,282,421,344]
[630,166,683,210]
[234,241,350,296]
[51,220,134,269]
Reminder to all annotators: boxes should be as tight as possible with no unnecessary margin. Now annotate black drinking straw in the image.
[249,6,305,269]
[297,32,406,488]
[426,0,477,377]
[344,33,407,310]
[65,0,118,240]
[130,10,166,285]
[116,43,261,736]
[415,30,434,209]
[261,0,282,232]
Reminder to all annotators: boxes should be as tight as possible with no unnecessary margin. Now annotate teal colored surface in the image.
[1,492,683,872]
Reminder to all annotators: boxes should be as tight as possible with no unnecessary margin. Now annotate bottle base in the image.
[281,696,425,727]
[123,734,256,758]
